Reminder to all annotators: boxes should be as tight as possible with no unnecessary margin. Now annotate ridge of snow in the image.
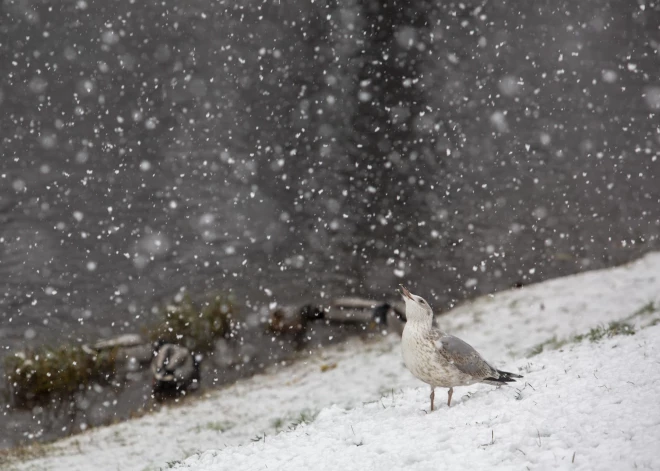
[9,252,660,471]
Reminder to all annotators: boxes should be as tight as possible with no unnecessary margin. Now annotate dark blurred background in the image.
[1,0,659,409]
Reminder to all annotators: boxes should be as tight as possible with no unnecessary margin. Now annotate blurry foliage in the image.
[148,293,235,353]
[578,321,635,343]
[631,301,656,318]
[1,291,234,411]
[271,409,318,432]
[0,441,54,468]
[3,346,117,408]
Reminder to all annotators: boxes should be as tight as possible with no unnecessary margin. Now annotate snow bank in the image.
[10,252,660,471]
[176,323,660,471]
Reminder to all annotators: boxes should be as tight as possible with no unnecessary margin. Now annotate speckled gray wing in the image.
[430,330,498,380]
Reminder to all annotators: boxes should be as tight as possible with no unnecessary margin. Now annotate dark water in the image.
[2,0,660,451]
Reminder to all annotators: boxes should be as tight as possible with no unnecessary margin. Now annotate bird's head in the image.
[399,285,433,325]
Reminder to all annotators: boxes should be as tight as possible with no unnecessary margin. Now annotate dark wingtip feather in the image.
[485,369,523,383]
[484,377,514,383]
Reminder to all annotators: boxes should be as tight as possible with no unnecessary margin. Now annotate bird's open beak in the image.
[399,285,414,300]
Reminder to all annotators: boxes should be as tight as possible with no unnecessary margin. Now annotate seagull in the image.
[399,285,521,411]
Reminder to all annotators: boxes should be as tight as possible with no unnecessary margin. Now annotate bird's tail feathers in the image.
[483,369,522,385]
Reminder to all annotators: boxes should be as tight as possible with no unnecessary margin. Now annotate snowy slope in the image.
[174,323,660,471]
[7,252,660,471]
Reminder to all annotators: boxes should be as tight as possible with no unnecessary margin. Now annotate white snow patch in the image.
[177,325,660,471]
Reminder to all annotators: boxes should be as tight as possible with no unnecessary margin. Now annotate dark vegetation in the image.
[147,293,235,354]
[3,292,235,408]
[3,345,117,408]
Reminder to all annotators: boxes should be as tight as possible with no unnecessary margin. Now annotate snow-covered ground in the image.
[7,252,660,471]
[179,323,660,471]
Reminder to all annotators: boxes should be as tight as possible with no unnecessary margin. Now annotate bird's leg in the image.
[430,387,435,412]
[447,387,454,407]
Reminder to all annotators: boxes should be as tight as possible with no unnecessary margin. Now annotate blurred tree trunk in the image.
[343,0,432,285]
